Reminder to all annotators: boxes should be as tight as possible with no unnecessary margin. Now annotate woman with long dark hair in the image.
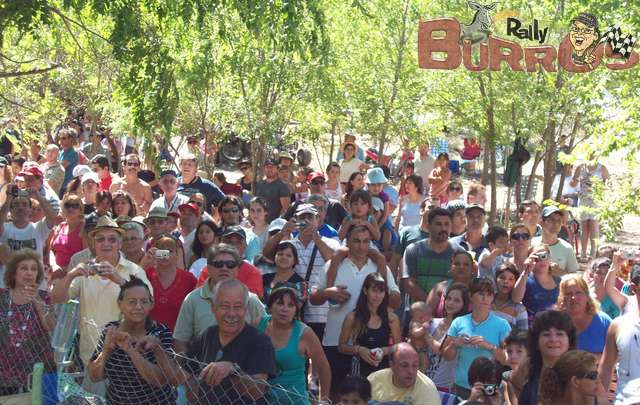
[426,250,475,318]
[112,190,137,218]
[508,310,577,405]
[257,287,331,404]
[262,241,306,304]
[338,272,401,378]
[420,283,470,392]
[188,220,218,268]
[341,171,365,210]
[493,262,528,330]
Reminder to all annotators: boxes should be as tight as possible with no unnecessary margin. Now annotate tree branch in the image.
[0,94,40,114]
[0,64,60,78]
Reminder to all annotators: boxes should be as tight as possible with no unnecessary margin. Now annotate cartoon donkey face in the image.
[467,1,498,30]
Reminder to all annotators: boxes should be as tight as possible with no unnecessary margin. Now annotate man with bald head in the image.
[367,342,440,404]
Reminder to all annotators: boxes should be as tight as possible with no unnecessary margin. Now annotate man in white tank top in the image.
[599,266,640,405]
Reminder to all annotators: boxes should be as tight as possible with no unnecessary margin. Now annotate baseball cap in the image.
[268,218,287,233]
[178,203,199,214]
[0,156,7,167]
[180,152,197,163]
[295,203,318,217]
[446,199,467,214]
[221,225,246,240]
[72,165,91,178]
[19,166,44,178]
[307,171,326,183]
[81,172,100,185]
[542,206,562,219]
[264,157,279,166]
[465,203,486,214]
[146,206,168,219]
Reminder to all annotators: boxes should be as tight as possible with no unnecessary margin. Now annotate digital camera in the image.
[535,252,548,260]
[481,383,500,396]
[87,262,100,275]
[154,249,170,259]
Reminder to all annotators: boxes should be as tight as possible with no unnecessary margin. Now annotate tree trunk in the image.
[482,138,490,185]
[378,0,410,164]
[542,74,565,200]
[555,115,581,201]
[329,120,337,162]
[477,75,498,224]
[525,151,543,200]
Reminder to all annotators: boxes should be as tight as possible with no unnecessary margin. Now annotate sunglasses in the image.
[64,203,81,210]
[210,260,239,269]
[311,180,325,185]
[94,236,120,244]
[125,161,140,167]
[511,232,530,241]
[578,371,599,380]
[222,207,239,214]
[449,187,462,192]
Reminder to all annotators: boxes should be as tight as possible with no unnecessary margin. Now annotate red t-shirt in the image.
[99,174,113,192]
[196,260,264,299]
[220,182,243,198]
[145,268,197,330]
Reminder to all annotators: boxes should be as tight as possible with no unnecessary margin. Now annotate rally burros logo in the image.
[418,1,638,72]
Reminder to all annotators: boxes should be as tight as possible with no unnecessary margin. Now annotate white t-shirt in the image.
[414,155,435,191]
[340,158,364,183]
[0,219,52,255]
[318,258,399,346]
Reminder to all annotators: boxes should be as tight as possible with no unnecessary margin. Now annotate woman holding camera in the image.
[511,244,561,323]
[143,235,196,331]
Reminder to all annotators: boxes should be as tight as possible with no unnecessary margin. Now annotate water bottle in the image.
[50,300,80,365]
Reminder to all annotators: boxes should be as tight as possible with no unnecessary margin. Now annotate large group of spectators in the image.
[0,126,638,405]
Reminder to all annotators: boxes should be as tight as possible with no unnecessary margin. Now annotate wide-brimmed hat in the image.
[89,216,125,237]
[146,206,168,220]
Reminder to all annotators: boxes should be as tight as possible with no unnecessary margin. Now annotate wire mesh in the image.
[1,298,316,405]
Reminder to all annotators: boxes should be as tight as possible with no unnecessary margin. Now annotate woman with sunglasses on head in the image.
[583,257,620,319]
[338,272,401,378]
[446,180,463,203]
[512,244,561,323]
[506,223,532,273]
[257,287,331,404]
[88,276,178,404]
[50,194,85,272]
[262,241,306,304]
[557,275,612,356]
[538,350,601,405]
[508,310,576,405]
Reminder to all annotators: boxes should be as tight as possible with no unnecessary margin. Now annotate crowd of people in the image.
[0,125,638,405]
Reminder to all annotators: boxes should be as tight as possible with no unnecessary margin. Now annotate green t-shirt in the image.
[402,240,465,294]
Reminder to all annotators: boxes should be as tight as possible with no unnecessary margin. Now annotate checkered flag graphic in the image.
[601,25,636,58]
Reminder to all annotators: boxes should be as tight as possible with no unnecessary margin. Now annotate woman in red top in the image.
[144,235,196,331]
[50,194,85,271]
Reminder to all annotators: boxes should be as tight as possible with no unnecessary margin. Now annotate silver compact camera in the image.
[535,252,548,260]
[154,249,170,259]
[87,261,100,275]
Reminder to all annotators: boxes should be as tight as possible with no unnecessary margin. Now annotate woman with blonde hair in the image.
[557,274,611,355]
[538,350,601,405]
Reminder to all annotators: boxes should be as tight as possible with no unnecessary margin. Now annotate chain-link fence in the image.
[1,299,316,405]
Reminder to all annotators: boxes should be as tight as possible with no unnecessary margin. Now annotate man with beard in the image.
[402,207,465,302]
[450,204,488,261]
[181,278,276,405]
[110,154,153,215]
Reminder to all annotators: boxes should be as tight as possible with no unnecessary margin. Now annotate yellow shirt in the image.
[69,254,152,366]
[367,368,440,405]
